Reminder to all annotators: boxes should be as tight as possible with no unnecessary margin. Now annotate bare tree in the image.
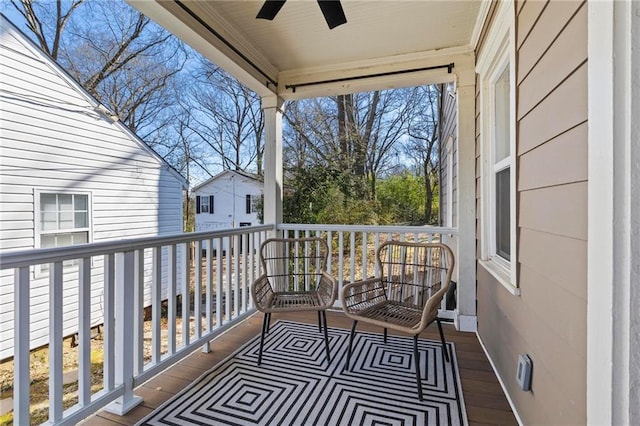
[405,85,441,223]
[189,61,264,174]
[284,89,416,200]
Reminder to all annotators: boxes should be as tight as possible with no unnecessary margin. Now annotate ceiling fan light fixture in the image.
[256,0,286,20]
[255,0,347,29]
[317,0,347,29]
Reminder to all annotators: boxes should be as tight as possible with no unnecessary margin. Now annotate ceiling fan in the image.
[256,0,347,30]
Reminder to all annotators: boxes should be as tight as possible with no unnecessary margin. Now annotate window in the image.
[476,0,518,293]
[246,194,260,214]
[36,192,91,273]
[39,193,90,249]
[196,195,214,214]
[200,196,210,213]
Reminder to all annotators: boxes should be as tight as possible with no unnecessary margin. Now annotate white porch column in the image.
[587,1,639,424]
[455,73,478,332]
[262,96,284,235]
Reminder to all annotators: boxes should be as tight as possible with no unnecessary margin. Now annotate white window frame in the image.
[34,189,93,274]
[200,196,210,213]
[476,0,519,295]
[248,194,261,214]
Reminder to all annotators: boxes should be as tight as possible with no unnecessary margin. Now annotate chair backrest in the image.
[260,237,329,293]
[376,241,455,314]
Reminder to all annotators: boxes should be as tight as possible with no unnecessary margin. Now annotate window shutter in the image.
[246,194,251,214]
[196,195,201,214]
[209,195,214,214]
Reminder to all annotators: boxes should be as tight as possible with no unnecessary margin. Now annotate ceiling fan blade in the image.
[317,0,347,29]
[256,0,287,20]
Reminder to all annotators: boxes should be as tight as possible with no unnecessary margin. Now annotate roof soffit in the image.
[132,1,484,97]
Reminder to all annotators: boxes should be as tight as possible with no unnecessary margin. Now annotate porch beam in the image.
[262,96,284,234]
[279,48,474,100]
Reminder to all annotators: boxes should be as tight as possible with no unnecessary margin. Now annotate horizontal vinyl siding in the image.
[476,1,588,424]
[439,85,458,227]
[0,27,184,359]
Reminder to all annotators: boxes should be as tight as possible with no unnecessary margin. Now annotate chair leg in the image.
[383,327,388,344]
[258,313,269,365]
[265,312,272,333]
[437,318,450,363]
[317,311,322,332]
[413,335,424,401]
[321,310,331,362]
[346,320,358,371]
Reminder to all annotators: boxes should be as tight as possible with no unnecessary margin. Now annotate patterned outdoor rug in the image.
[137,320,467,425]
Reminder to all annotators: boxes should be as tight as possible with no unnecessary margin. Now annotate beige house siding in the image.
[475,1,588,423]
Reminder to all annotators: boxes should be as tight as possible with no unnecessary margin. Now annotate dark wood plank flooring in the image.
[85,310,517,425]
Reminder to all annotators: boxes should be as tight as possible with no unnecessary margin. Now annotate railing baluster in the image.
[205,239,213,349]
[327,231,332,276]
[133,249,144,375]
[152,246,162,363]
[249,233,255,309]
[216,237,223,326]
[242,233,248,312]
[338,232,344,287]
[195,240,202,340]
[49,261,63,423]
[362,231,368,280]
[14,266,30,425]
[226,236,232,321]
[167,245,177,355]
[374,233,381,277]
[234,235,240,317]
[103,254,115,391]
[350,232,356,284]
[181,243,190,346]
[79,257,91,406]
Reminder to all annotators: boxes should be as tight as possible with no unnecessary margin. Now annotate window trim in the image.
[34,189,93,275]
[246,194,260,214]
[476,0,519,295]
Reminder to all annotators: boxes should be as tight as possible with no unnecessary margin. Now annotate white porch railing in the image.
[0,225,272,425]
[0,223,457,425]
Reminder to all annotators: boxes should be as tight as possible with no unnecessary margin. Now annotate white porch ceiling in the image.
[130,0,485,98]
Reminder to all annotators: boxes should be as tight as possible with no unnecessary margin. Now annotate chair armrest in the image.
[340,277,386,315]
[419,282,449,328]
[251,274,273,312]
[316,271,337,308]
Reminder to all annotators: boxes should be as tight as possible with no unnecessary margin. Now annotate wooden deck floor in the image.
[86,310,517,425]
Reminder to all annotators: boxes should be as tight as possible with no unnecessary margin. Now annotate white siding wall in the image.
[0,25,185,359]
[194,172,263,231]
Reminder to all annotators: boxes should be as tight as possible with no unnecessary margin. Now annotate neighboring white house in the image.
[193,169,263,232]
[0,17,187,360]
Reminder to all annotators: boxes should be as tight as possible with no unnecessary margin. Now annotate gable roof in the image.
[0,14,188,188]
[192,169,263,192]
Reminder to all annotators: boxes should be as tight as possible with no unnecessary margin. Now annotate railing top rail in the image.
[0,224,275,270]
[277,223,458,235]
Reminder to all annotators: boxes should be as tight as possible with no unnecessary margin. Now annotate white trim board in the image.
[587,1,638,424]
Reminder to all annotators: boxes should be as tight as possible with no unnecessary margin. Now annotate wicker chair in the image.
[251,237,337,365]
[341,241,455,400]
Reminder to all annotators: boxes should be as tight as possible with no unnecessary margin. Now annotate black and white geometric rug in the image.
[138,321,467,426]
